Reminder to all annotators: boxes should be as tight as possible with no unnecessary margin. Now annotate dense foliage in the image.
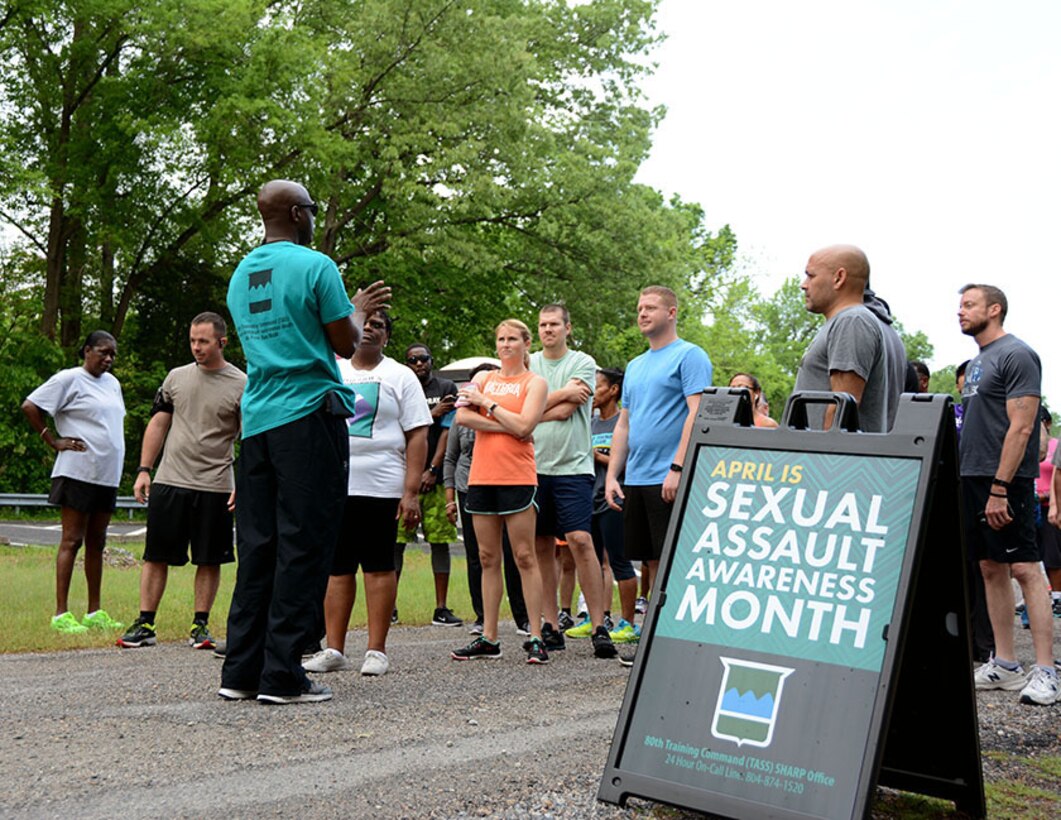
[0,1,940,493]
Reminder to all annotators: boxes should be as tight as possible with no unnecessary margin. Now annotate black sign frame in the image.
[598,390,985,819]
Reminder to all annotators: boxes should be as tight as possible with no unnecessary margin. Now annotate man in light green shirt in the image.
[530,305,616,659]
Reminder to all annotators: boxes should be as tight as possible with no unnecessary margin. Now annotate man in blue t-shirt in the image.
[220,179,389,705]
[604,285,712,616]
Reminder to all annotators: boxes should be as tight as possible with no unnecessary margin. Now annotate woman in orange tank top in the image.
[450,319,550,664]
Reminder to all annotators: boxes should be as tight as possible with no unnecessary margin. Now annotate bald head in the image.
[801,244,871,317]
[257,179,316,246]
[812,245,870,290]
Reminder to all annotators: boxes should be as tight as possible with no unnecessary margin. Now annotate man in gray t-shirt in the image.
[793,245,904,433]
[958,284,1057,706]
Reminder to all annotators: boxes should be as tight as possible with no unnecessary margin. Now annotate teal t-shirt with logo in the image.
[227,241,356,438]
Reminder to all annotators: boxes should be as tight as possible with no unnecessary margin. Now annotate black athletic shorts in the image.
[622,484,673,562]
[143,483,234,566]
[332,495,400,575]
[49,476,117,514]
[1038,502,1061,569]
[961,476,1038,564]
[465,485,537,516]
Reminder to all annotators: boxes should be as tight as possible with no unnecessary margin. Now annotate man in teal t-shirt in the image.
[220,179,389,706]
[530,304,616,659]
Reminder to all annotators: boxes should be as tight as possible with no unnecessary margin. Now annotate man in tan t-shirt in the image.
[117,312,246,650]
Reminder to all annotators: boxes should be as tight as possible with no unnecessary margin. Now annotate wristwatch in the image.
[669,462,683,473]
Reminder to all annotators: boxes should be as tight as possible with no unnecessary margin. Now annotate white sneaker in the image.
[302,647,351,673]
[360,650,389,676]
[974,658,1026,690]
[1019,666,1061,705]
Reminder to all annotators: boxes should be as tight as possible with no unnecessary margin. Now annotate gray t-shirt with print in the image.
[959,333,1041,479]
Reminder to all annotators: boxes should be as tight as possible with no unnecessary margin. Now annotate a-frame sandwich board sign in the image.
[598,389,985,819]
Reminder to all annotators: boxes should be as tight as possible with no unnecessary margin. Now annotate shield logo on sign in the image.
[711,657,794,748]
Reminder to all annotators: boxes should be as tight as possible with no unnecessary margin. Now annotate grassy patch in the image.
[869,790,956,818]
[0,544,505,653]
[984,751,1061,819]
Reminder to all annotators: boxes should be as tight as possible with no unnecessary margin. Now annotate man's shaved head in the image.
[802,244,871,318]
[810,244,870,291]
[257,179,315,245]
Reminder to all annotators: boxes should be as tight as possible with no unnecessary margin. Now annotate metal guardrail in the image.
[0,493,141,519]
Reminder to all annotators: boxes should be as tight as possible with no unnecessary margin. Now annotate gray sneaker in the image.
[1019,666,1061,705]
[302,648,351,673]
[974,658,1027,690]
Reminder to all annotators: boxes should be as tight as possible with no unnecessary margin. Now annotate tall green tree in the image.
[2,0,692,365]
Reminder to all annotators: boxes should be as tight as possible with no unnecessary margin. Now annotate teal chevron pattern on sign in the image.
[656,445,921,672]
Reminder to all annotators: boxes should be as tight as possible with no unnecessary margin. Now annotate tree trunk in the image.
[99,237,115,327]
[41,197,66,340]
[60,216,84,347]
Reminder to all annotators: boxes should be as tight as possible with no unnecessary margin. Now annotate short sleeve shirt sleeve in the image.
[827,310,881,380]
[398,369,432,432]
[314,260,354,325]
[1001,345,1041,400]
[26,369,72,416]
[573,352,597,387]
[679,345,713,396]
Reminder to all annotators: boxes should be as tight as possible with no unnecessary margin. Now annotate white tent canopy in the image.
[437,356,501,383]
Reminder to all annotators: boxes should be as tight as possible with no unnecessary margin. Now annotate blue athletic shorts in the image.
[535,473,593,538]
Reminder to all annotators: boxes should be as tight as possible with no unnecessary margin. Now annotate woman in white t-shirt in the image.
[22,330,126,636]
[302,310,431,676]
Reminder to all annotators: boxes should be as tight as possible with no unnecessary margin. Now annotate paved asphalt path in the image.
[0,624,664,820]
[0,521,469,559]
[0,520,150,547]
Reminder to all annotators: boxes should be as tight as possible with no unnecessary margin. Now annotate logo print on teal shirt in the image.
[248,269,273,314]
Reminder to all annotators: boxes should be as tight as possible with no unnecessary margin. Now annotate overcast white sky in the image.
[635,0,1060,405]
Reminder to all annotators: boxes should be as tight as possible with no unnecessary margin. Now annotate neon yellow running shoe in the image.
[564,617,594,639]
[82,609,124,630]
[608,619,641,644]
[51,612,89,634]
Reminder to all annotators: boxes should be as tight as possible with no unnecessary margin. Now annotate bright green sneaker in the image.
[82,609,123,630]
[52,611,89,634]
[609,619,641,644]
[564,617,594,639]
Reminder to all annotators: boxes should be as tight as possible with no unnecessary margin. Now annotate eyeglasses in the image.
[407,354,432,364]
[294,202,319,216]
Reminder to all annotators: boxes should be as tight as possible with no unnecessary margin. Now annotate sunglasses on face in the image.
[294,202,319,216]
[407,354,432,364]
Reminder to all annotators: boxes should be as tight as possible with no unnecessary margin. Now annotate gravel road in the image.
[1,619,1057,819]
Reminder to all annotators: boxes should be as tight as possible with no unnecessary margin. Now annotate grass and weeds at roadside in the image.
[0,544,498,654]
